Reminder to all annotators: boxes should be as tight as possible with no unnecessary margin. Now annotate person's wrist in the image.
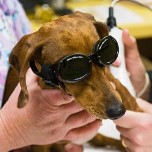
[136,72,151,100]
[0,107,28,151]
[0,110,13,152]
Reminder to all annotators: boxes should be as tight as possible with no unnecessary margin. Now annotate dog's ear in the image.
[9,35,29,72]
[93,21,109,38]
[9,34,44,108]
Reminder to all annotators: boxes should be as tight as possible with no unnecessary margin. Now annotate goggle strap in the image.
[30,61,42,77]
[30,61,59,87]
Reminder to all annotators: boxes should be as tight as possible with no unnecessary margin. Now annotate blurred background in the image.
[18,0,152,68]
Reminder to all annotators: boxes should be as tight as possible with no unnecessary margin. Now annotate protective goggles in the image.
[30,35,119,87]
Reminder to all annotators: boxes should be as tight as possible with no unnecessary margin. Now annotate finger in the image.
[121,137,136,151]
[121,138,152,152]
[136,98,152,114]
[120,135,135,151]
[65,120,101,141]
[64,143,83,152]
[114,111,138,128]
[66,110,97,130]
[122,30,141,60]
[60,101,83,116]
[114,110,151,128]
[121,136,127,148]
[122,30,135,47]
[119,127,144,145]
[127,147,152,152]
[119,128,130,139]
[26,68,39,86]
[112,57,121,67]
[122,30,139,55]
[119,126,152,147]
[41,89,75,106]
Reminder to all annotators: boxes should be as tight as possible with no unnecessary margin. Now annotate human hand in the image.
[122,30,146,96]
[112,30,150,98]
[0,69,101,152]
[114,98,152,152]
[65,143,83,152]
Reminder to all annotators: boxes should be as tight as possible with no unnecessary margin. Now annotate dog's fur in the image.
[3,12,141,152]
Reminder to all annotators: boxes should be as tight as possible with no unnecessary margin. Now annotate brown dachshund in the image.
[3,12,140,152]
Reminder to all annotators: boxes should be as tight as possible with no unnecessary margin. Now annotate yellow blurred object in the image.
[31,4,60,31]
[34,4,55,22]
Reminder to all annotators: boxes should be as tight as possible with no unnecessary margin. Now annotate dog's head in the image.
[10,12,126,120]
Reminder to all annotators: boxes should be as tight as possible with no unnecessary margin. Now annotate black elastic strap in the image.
[30,61,59,87]
[30,61,42,77]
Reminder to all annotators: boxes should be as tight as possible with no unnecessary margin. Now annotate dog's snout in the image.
[106,102,126,120]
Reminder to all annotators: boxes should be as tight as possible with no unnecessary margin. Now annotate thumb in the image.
[136,98,152,114]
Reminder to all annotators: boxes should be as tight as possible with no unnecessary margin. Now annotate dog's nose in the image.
[106,102,126,120]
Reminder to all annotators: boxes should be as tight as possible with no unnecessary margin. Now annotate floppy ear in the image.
[9,35,45,108]
[93,21,109,38]
[9,35,29,72]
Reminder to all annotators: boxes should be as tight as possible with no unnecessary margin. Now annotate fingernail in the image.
[64,143,72,152]
[116,57,121,65]
[124,29,129,36]
[112,57,121,67]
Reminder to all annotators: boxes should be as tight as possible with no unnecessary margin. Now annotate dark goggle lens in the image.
[59,54,91,82]
[95,36,119,65]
